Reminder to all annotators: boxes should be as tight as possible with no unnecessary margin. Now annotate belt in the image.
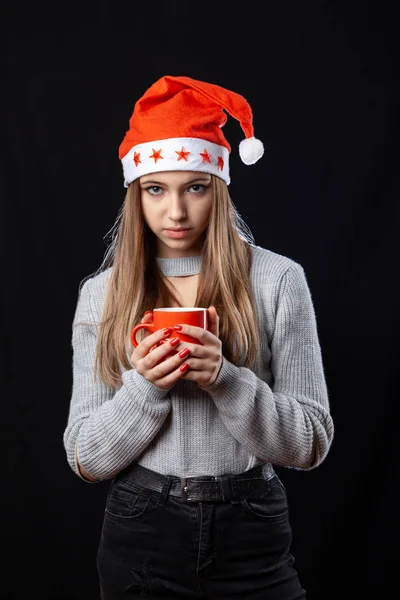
[118,462,276,503]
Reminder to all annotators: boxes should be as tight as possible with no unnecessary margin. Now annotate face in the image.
[139,170,213,258]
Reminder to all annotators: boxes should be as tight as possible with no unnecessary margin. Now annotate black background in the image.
[2,2,399,598]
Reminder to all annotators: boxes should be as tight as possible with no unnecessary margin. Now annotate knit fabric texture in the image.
[63,245,334,482]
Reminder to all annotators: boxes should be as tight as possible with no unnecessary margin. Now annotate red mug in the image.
[130,307,209,347]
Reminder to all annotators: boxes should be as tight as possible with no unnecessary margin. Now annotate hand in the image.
[141,310,176,359]
[130,313,193,390]
[174,305,222,387]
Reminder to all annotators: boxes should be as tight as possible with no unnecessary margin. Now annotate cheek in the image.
[196,201,213,228]
[141,201,159,227]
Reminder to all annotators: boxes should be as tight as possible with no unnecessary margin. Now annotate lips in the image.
[165,228,192,239]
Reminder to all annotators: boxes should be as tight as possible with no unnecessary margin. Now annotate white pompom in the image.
[239,136,264,165]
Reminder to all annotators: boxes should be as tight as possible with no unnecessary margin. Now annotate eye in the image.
[144,186,163,196]
[187,184,208,194]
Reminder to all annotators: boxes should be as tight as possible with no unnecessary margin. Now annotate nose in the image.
[167,192,187,222]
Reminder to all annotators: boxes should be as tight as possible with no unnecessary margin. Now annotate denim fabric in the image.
[97,470,306,599]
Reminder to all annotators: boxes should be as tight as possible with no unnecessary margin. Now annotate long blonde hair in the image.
[90,175,261,388]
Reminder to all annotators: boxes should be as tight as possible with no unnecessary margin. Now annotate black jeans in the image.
[97,464,306,599]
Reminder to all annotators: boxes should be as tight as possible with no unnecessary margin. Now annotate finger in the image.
[153,338,184,350]
[141,310,153,323]
[145,344,190,378]
[207,305,219,337]
[152,361,191,390]
[143,336,184,366]
[168,341,204,358]
[134,327,175,358]
[175,356,202,370]
[140,311,154,339]
[172,324,216,345]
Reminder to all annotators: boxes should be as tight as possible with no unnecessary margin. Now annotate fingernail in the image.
[145,310,152,315]
[163,327,173,335]
[173,325,183,331]
[179,348,190,359]
[180,363,189,373]
[169,337,180,347]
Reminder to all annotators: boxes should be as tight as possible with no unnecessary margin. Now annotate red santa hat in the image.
[119,75,264,186]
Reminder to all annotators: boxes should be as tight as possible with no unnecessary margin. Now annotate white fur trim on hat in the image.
[121,137,231,187]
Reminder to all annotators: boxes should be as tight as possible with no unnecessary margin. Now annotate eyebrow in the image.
[140,176,211,186]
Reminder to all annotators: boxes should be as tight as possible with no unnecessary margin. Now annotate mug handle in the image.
[130,322,155,347]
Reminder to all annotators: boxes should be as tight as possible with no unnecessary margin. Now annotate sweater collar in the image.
[156,255,202,277]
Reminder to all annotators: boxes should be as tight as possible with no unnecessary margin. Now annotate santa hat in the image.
[119,75,264,186]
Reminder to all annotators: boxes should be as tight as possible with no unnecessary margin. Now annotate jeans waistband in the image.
[117,462,276,503]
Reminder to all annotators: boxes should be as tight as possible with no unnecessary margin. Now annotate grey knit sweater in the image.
[63,244,334,482]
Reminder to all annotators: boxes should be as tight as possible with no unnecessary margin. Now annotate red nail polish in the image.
[179,348,190,358]
[174,325,183,331]
[163,327,173,335]
[145,310,152,315]
[169,337,180,347]
[180,363,189,373]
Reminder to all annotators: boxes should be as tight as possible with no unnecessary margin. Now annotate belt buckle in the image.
[180,475,219,502]
[180,476,194,501]
[181,477,188,499]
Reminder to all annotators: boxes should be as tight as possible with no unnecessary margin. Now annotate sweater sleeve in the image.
[63,278,172,482]
[199,263,334,470]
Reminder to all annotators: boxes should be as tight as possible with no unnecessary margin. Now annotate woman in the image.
[63,75,334,599]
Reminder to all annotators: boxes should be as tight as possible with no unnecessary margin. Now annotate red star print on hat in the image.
[119,75,264,186]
